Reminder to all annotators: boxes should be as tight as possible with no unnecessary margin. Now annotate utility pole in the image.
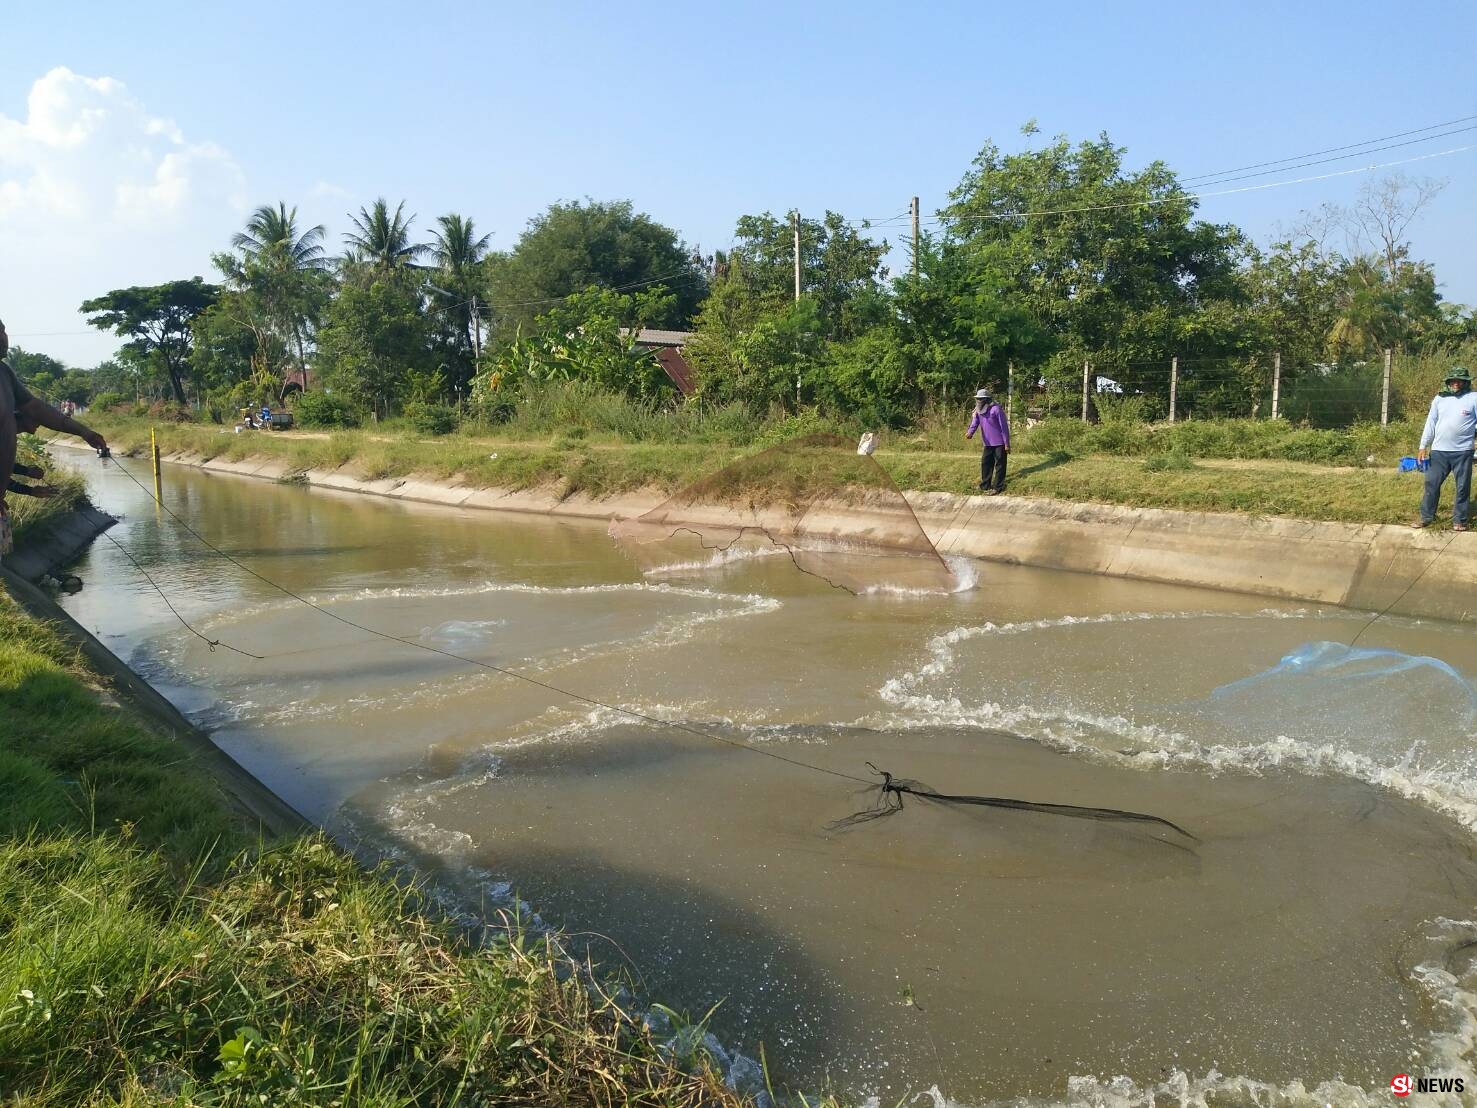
[1081,360,1090,423]
[1169,356,1178,424]
[1381,348,1393,426]
[792,210,802,303]
[1271,351,1281,420]
[911,196,920,278]
[470,296,483,370]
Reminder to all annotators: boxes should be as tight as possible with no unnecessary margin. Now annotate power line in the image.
[1181,114,1477,184]
[926,143,1477,225]
[1182,124,1477,187]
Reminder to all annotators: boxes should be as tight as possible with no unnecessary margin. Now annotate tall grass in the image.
[7,436,92,546]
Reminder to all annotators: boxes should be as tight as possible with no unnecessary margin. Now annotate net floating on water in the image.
[609,433,959,595]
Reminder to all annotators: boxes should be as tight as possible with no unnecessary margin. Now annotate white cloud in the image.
[0,67,248,364]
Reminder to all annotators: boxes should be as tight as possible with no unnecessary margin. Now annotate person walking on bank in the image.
[1414,366,1477,531]
[966,387,1010,495]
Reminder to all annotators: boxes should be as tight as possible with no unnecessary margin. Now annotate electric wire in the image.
[1178,124,1477,187]
[1180,114,1477,183]
[926,143,1477,225]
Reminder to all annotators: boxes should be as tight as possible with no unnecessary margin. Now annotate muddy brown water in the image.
[52,456,1477,1105]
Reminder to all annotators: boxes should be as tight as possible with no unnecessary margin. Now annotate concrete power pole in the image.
[792,210,802,303]
[911,196,920,278]
[470,296,483,369]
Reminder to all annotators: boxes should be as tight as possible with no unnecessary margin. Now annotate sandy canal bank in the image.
[95,442,1477,621]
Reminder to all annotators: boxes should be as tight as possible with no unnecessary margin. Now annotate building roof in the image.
[622,328,694,347]
[654,348,696,395]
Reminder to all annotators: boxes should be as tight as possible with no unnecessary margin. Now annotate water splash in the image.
[1201,640,1477,759]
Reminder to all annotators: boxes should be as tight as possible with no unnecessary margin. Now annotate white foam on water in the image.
[640,543,792,576]
[183,583,780,726]
[870,609,1477,1105]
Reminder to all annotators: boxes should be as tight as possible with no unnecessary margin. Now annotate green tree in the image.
[1239,240,1342,368]
[428,213,494,394]
[315,271,434,418]
[941,132,1248,393]
[80,278,221,404]
[481,286,673,398]
[5,348,67,392]
[888,235,1048,405]
[1326,253,1444,359]
[219,202,333,379]
[723,211,889,341]
[190,291,281,407]
[344,199,428,270]
[485,200,705,336]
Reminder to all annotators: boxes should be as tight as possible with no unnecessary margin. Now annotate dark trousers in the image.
[1421,449,1473,524]
[980,444,1007,492]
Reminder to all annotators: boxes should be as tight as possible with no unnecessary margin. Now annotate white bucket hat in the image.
[974,388,991,399]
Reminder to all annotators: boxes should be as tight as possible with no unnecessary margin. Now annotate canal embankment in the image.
[118,442,1476,622]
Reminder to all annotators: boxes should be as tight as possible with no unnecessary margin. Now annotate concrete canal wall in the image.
[131,448,1477,622]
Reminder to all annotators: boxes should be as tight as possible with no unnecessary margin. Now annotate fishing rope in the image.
[1348,528,1460,648]
[54,438,1193,835]
[97,454,870,787]
[98,529,265,660]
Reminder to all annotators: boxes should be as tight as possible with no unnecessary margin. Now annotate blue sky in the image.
[5,0,1474,366]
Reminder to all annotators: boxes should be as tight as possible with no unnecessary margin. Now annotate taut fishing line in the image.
[1348,529,1459,648]
[63,437,1192,840]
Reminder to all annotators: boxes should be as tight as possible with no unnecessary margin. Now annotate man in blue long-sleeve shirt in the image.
[1414,366,1477,531]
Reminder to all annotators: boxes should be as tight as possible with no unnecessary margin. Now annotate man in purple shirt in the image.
[965,386,1010,494]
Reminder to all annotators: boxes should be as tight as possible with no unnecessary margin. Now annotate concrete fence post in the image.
[1271,352,1281,420]
[1381,348,1393,426]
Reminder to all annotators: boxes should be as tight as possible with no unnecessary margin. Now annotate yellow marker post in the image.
[151,428,162,503]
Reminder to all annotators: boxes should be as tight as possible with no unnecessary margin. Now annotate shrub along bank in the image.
[0,584,750,1105]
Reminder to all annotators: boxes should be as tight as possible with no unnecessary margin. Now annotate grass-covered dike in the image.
[87,402,1460,528]
[0,582,766,1106]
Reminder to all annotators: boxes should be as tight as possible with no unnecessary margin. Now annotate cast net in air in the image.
[609,433,961,595]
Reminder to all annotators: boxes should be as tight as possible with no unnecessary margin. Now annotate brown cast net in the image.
[609,434,960,595]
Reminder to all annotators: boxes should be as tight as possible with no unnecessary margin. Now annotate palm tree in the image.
[430,213,493,372]
[228,202,330,382]
[344,199,427,268]
[232,202,328,271]
[430,213,493,274]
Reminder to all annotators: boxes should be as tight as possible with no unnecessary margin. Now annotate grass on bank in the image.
[0,588,758,1106]
[84,412,1457,527]
[7,436,90,547]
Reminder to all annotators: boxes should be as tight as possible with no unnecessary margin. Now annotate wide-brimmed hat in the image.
[1445,366,1472,382]
[974,388,991,399]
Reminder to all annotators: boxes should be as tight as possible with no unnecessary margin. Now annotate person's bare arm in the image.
[18,397,106,450]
